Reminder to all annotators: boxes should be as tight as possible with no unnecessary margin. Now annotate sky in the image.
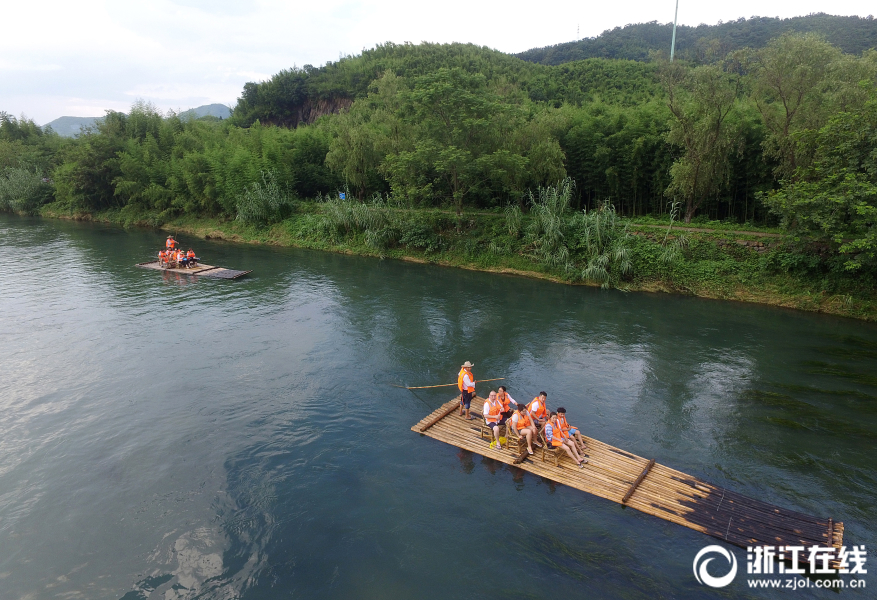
[1,0,874,125]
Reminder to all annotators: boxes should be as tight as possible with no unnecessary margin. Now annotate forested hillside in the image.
[517,14,877,64]
[2,28,877,292]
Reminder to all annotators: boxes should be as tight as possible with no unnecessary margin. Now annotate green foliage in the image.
[236,170,295,224]
[6,33,877,282]
[520,179,634,287]
[0,112,61,213]
[0,166,53,213]
[516,15,877,65]
[763,94,877,271]
[570,203,633,287]
[662,61,741,223]
[526,178,574,267]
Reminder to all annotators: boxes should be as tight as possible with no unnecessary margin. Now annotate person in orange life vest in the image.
[556,407,585,453]
[511,404,540,455]
[527,392,550,429]
[546,413,587,467]
[458,361,476,420]
[483,390,505,451]
[158,250,167,266]
[166,236,177,251]
[186,249,197,267]
[496,385,517,421]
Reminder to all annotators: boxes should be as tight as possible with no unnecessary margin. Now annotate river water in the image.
[0,214,875,599]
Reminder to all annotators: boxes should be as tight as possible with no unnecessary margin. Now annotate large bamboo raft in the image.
[413,398,844,563]
[136,261,251,279]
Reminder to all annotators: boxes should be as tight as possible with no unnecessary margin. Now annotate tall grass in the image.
[235,170,295,224]
[524,178,633,287]
[572,202,633,288]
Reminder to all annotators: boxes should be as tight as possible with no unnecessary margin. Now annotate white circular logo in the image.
[693,545,738,588]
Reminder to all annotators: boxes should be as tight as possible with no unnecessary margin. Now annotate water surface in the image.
[1,215,875,599]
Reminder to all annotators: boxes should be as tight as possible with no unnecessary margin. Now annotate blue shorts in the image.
[486,421,500,429]
[569,428,579,435]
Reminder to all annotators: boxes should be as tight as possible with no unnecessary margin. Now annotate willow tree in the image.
[748,33,844,179]
[661,61,740,223]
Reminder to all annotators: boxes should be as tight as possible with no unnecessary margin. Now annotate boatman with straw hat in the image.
[458,361,476,420]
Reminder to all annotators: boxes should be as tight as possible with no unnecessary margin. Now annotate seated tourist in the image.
[511,404,540,455]
[527,392,550,429]
[177,250,188,268]
[186,249,197,267]
[496,385,517,421]
[158,250,167,265]
[556,407,586,453]
[483,390,505,451]
[545,413,587,467]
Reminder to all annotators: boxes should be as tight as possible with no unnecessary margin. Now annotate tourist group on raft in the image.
[157,236,199,269]
[457,361,589,468]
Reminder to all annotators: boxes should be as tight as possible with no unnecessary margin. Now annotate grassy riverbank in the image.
[39,201,877,322]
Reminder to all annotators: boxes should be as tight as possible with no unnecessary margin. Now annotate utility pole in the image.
[670,0,679,61]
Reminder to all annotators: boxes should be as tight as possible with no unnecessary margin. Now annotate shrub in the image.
[0,166,53,214]
[235,170,295,224]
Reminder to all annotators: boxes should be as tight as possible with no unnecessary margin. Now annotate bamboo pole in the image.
[394,378,505,390]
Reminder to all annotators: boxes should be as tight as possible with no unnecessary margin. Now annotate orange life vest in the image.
[528,397,548,419]
[557,413,574,433]
[514,411,532,432]
[546,422,565,446]
[458,368,475,393]
[187,250,195,258]
[158,250,165,259]
[166,238,176,249]
[484,399,503,424]
[496,390,512,411]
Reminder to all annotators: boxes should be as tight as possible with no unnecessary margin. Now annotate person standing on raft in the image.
[166,235,177,251]
[458,361,476,420]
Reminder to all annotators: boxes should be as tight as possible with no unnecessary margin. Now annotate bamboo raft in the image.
[135,261,251,279]
[413,398,844,565]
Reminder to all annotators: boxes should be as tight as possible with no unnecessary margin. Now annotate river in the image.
[1,214,875,599]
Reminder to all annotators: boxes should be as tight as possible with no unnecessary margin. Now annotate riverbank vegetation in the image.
[3,21,877,318]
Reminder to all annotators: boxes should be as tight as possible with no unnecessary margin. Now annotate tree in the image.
[382,68,528,214]
[662,61,741,223]
[748,33,844,178]
[763,94,877,271]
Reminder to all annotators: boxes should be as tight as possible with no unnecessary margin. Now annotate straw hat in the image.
[461,361,474,368]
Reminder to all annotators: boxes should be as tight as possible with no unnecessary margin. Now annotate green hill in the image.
[230,42,660,127]
[516,14,877,64]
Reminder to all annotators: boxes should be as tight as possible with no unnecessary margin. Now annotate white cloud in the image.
[1,0,874,124]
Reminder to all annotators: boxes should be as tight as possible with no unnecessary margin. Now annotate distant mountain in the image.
[516,14,877,65]
[177,103,232,120]
[44,115,102,137]
[44,104,232,136]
